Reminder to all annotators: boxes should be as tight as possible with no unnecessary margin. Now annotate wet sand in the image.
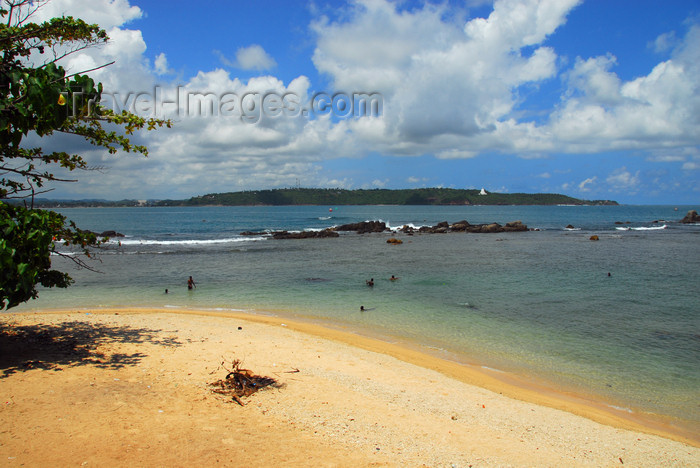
[0,308,697,466]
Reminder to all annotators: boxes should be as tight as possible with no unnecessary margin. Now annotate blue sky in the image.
[29,0,700,203]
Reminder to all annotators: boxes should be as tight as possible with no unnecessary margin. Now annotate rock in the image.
[386,238,403,244]
[566,224,575,229]
[590,235,599,241]
[271,229,339,240]
[334,221,387,233]
[240,231,263,236]
[449,220,470,231]
[481,223,501,233]
[85,230,124,238]
[504,221,527,232]
[680,210,700,223]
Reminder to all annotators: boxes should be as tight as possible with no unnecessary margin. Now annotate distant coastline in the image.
[27,188,618,208]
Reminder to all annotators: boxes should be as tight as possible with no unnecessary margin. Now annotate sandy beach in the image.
[0,308,698,467]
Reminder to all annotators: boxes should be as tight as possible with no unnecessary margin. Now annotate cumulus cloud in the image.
[153,53,171,75]
[606,167,640,191]
[234,45,277,71]
[33,0,143,28]
[547,23,700,153]
[312,0,578,153]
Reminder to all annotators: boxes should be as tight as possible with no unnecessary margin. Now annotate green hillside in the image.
[157,188,616,206]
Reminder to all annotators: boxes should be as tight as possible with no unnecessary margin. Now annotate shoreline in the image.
[7,306,698,448]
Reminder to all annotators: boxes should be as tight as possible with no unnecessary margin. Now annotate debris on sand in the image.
[209,359,282,405]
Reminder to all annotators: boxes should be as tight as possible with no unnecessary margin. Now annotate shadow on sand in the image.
[0,319,182,377]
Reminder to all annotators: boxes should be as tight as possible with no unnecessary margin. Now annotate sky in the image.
[21,0,700,204]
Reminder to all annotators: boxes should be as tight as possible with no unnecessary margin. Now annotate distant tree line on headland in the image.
[165,188,618,207]
[27,188,618,208]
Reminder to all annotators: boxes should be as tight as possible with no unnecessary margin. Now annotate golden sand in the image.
[1,308,698,466]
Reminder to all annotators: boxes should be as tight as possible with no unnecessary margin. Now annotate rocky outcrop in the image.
[334,221,387,233]
[85,230,125,238]
[680,210,700,224]
[243,218,529,240]
[414,220,528,234]
[503,221,528,232]
[271,229,339,240]
[449,220,470,231]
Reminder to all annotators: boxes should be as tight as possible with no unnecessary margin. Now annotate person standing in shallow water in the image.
[187,276,196,290]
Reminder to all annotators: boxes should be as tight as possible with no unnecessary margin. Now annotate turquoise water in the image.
[12,205,700,432]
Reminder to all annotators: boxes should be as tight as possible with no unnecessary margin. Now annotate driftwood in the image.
[209,359,281,405]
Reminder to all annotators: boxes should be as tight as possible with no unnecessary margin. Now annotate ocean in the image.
[14,204,700,434]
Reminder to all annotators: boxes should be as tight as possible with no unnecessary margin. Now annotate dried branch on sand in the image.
[209,359,282,405]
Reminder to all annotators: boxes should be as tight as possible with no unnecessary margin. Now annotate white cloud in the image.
[546,23,700,154]
[153,53,171,75]
[32,0,142,29]
[234,45,277,71]
[313,0,577,151]
[606,167,640,191]
[578,177,596,192]
[650,31,678,53]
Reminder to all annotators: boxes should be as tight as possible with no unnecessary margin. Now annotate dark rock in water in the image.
[417,220,527,234]
[271,229,339,240]
[450,220,470,231]
[481,223,502,233]
[680,210,700,223]
[503,221,527,232]
[566,224,575,229]
[652,330,676,340]
[334,220,387,233]
[85,230,124,238]
[240,231,264,236]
